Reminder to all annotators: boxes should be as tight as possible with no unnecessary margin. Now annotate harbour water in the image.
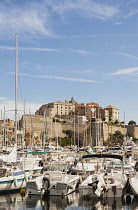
[0,191,137,210]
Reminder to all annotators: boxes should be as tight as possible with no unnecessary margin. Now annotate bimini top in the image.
[82,154,123,161]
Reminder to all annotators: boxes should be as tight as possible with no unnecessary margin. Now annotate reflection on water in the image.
[0,192,25,209]
[0,191,137,210]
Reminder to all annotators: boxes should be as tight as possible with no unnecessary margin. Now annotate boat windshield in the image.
[47,164,67,173]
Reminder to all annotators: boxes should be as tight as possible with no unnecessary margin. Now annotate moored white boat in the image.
[128,175,138,196]
[26,163,80,196]
[0,160,29,193]
[78,154,128,198]
[128,161,138,196]
[79,173,106,197]
[42,170,80,196]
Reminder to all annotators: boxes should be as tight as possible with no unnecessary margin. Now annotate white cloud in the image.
[0,97,7,100]
[0,45,59,52]
[70,49,95,56]
[116,52,138,60]
[109,67,138,75]
[36,74,98,83]
[11,72,99,83]
[19,47,58,52]
[0,0,137,40]
[0,46,15,50]
[0,1,51,38]
[77,70,93,74]
[127,8,138,17]
[47,0,119,20]
[115,22,122,25]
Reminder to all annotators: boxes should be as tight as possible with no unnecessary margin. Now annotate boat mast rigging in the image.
[15,34,18,145]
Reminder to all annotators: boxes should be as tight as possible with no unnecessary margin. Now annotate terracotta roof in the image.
[76,104,84,107]
[87,102,101,106]
[54,101,72,105]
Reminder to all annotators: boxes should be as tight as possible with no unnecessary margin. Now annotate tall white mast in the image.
[77,111,79,149]
[74,106,75,145]
[15,34,18,145]
[124,111,126,138]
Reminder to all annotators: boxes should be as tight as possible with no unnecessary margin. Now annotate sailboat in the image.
[0,34,29,193]
[0,143,17,162]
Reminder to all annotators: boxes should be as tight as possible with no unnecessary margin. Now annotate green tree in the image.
[63,129,73,139]
[114,119,119,125]
[110,130,124,146]
[128,120,136,125]
[53,118,61,123]
[60,137,71,147]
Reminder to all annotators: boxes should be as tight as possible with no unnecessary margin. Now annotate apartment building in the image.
[104,105,119,122]
[76,103,98,120]
[101,109,109,122]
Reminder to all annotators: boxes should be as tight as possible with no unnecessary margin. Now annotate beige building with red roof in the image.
[36,99,119,124]
[35,99,75,118]
[104,105,119,122]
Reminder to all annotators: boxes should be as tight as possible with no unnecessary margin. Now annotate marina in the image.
[1,1,138,209]
[0,143,138,209]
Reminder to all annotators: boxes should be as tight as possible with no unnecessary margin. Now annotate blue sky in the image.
[0,0,138,124]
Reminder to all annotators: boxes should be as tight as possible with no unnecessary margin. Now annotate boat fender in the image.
[20,189,26,197]
[13,177,17,187]
[42,177,50,190]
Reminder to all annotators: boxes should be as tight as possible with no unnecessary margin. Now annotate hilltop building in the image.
[104,105,119,122]
[36,99,119,124]
[35,99,75,118]
[2,97,138,148]
[34,98,122,147]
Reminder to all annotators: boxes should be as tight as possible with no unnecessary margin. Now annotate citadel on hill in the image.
[0,97,138,147]
[35,97,119,123]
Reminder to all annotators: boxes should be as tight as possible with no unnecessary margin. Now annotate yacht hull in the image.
[0,175,26,192]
